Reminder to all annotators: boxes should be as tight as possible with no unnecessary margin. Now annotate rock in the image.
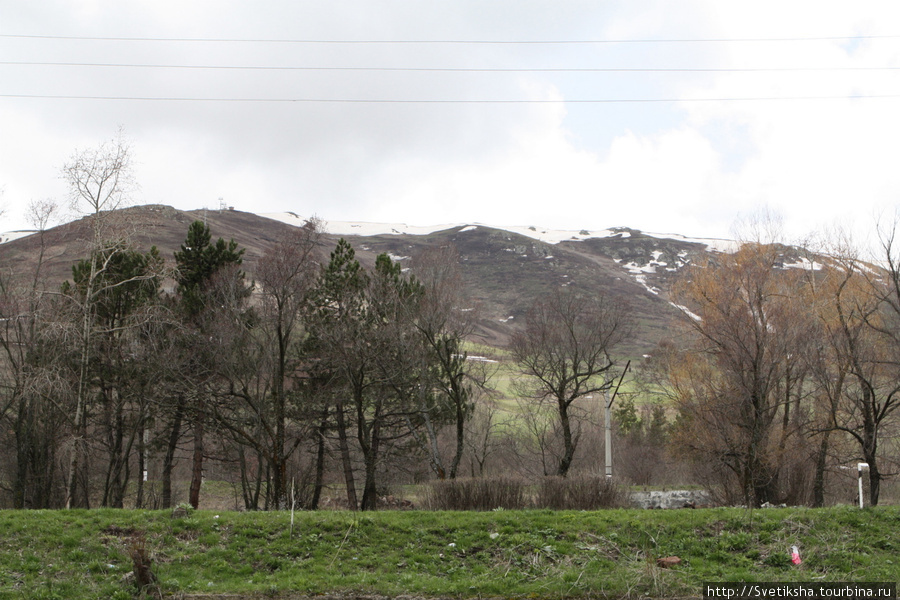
[657,556,682,568]
[630,490,711,509]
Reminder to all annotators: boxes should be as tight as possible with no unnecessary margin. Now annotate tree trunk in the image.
[162,396,184,509]
[272,389,286,510]
[556,399,575,477]
[311,409,329,510]
[360,422,380,511]
[863,393,882,506]
[334,398,358,510]
[238,443,264,510]
[254,452,264,509]
[189,396,204,509]
[272,327,288,510]
[13,395,34,509]
[745,392,777,507]
[102,390,129,508]
[262,462,272,510]
[868,460,880,507]
[136,423,145,509]
[812,430,830,508]
[238,444,253,509]
[271,453,286,510]
[449,395,466,479]
[136,420,149,509]
[40,436,57,509]
[408,410,445,480]
[67,252,99,510]
[863,430,880,506]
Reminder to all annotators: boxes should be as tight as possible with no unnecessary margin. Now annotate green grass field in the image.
[1,505,897,599]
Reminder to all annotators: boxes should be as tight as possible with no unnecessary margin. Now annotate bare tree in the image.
[510,288,629,477]
[824,220,900,505]
[407,245,492,480]
[798,232,860,506]
[63,129,136,243]
[63,246,163,507]
[0,200,68,507]
[207,221,322,509]
[60,131,145,508]
[669,242,813,506]
[463,394,504,477]
[511,393,560,477]
[255,220,321,507]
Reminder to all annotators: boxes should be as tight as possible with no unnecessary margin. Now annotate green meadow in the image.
[1,505,897,599]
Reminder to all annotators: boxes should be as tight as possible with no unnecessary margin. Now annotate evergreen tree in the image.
[312,238,368,322]
[307,238,369,510]
[174,220,245,319]
[173,220,248,509]
[67,246,162,327]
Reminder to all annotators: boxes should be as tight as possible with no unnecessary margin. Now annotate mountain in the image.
[0,204,741,356]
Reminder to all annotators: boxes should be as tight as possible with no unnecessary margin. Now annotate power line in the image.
[2,33,898,44]
[3,93,898,103]
[4,60,900,73]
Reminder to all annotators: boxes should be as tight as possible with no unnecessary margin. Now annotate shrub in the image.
[128,531,160,598]
[424,477,527,510]
[534,475,626,509]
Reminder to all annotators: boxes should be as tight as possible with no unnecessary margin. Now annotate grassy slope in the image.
[1,506,898,599]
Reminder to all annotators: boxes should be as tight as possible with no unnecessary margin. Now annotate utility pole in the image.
[604,360,630,478]
[604,394,613,478]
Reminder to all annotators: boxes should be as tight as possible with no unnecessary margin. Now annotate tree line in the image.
[2,135,899,511]
[651,228,900,507]
[0,208,499,510]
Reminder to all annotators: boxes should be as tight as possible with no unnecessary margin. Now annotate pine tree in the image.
[307,238,369,510]
[173,220,247,509]
[174,220,245,319]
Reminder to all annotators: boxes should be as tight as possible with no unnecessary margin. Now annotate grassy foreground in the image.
[0,506,898,599]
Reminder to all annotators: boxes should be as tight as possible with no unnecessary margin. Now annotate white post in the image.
[143,425,149,482]
[858,463,869,508]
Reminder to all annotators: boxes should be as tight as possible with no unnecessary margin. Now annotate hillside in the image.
[0,204,735,355]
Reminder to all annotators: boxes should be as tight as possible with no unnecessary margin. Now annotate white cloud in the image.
[2,0,900,252]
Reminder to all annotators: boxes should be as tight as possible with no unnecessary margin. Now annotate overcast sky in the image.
[2,1,900,247]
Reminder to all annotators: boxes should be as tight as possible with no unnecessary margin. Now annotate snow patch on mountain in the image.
[0,230,36,244]
[263,212,465,238]
[643,231,740,253]
[2,209,740,253]
[635,275,661,295]
[781,256,824,271]
[259,212,735,252]
[671,303,702,321]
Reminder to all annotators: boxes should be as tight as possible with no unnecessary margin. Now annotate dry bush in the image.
[534,475,626,509]
[424,476,527,510]
[129,531,160,598]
